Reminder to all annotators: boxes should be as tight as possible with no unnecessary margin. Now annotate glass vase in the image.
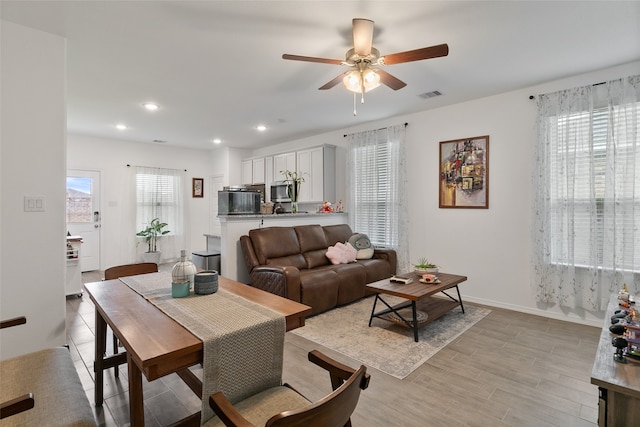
[172,249,197,289]
[291,201,298,214]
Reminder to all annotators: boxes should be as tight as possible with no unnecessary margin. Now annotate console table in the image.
[591,294,640,426]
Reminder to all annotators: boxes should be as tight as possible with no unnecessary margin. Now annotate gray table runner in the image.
[120,271,285,424]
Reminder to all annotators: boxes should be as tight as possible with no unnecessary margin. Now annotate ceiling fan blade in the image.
[352,18,374,56]
[318,72,348,90]
[282,54,343,65]
[377,69,406,90]
[381,43,449,65]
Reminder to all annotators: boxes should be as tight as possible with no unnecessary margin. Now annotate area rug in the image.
[291,295,491,379]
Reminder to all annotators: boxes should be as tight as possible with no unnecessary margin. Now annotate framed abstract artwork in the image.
[192,178,204,198]
[439,135,489,208]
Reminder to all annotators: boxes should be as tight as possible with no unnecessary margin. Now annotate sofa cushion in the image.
[298,269,339,315]
[323,224,354,246]
[266,254,307,270]
[330,262,367,305]
[295,225,328,252]
[295,225,330,269]
[249,227,302,265]
[357,258,393,283]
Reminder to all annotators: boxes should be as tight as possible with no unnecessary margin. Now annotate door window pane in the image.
[66,177,93,223]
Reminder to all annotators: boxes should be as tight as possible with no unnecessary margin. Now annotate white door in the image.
[66,170,101,272]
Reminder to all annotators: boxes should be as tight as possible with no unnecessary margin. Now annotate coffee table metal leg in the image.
[368,294,380,327]
[455,285,465,313]
[440,285,465,314]
[411,301,419,342]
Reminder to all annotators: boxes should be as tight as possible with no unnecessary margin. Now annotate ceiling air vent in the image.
[417,90,442,99]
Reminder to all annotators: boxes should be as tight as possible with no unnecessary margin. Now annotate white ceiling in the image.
[2,1,639,151]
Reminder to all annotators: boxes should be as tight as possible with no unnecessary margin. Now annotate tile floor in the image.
[67,265,205,427]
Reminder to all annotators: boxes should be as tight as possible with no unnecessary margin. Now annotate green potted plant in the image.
[414,257,439,275]
[136,218,170,264]
[281,170,305,213]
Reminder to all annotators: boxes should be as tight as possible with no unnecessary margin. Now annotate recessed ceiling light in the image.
[212,138,222,144]
[256,124,267,132]
[143,102,159,111]
[116,124,128,130]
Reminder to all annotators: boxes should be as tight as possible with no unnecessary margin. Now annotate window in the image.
[351,138,398,247]
[66,177,93,223]
[533,75,640,310]
[347,124,409,271]
[135,167,182,236]
[547,106,640,271]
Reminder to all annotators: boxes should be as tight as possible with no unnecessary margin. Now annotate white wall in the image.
[245,61,640,327]
[67,134,220,270]
[1,21,67,358]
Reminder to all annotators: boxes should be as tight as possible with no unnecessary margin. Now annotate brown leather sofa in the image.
[240,224,397,315]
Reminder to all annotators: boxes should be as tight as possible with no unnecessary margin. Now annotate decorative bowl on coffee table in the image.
[415,267,439,275]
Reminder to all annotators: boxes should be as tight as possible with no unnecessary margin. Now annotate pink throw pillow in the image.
[326,242,357,264]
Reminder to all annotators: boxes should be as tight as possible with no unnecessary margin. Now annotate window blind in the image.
[548,105,640,271]
[351,132,400,247]
[135,168,182,236]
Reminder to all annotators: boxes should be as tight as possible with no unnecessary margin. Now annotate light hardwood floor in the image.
[68,268,600,426]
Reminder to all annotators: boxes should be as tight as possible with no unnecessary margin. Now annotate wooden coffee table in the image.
[366,272,467,342]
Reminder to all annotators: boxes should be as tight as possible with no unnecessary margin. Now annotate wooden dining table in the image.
[84,274,311,427]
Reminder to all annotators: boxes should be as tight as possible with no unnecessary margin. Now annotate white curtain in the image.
[532,75,640,311]
[133,166,186,264]
[346,124,410,272]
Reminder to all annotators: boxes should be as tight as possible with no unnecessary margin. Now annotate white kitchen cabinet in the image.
[273,152,296,180]
[241,157,265,184]
[296,145,336,203]
[252,158,265,184]
[241,159,253,184]
[264,156,273,201]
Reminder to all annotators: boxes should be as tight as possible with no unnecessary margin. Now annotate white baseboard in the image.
[462,295,605,328]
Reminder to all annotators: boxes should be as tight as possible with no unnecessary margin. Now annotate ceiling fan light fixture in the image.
[342,68,380,93]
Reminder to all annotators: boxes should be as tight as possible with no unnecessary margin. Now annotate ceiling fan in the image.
[282,18,449,108]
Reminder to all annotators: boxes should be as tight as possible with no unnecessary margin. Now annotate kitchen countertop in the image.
[218,212,346,220]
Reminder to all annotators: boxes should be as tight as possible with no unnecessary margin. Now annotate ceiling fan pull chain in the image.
[353,92,357,116]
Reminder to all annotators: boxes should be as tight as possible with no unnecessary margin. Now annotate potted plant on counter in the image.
[281,170,305,214]
[136,218,170,264]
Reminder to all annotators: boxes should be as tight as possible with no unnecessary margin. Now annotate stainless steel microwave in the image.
[270,181,291,202]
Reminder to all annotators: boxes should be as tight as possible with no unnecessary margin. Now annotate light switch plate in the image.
[24,195,46,212]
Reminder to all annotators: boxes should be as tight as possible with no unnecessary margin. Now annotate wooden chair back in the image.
[208,350,370,427]
[267,363,368,427]
[0,316,26,329]
[104,262,158,280]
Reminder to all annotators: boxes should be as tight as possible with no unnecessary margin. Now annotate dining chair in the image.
[103,262,159,377]
[1,316,97,425]
[205,349,370,427]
